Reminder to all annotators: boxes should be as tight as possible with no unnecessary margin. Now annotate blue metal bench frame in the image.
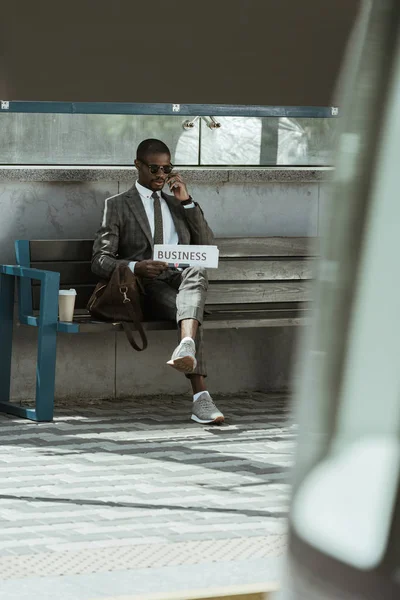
[0,240,82,422]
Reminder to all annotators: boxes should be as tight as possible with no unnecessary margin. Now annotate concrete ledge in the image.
[0,166,333,183]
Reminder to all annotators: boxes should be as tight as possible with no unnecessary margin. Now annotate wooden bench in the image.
[0,237,314,422]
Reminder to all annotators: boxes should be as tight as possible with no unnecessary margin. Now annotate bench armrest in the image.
[0,264,59,282]
[0,264,60,326]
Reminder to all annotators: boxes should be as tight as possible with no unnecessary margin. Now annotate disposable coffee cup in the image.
[58,289,77,322]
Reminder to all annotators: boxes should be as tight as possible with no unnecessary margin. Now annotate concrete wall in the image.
[0,167,332,402]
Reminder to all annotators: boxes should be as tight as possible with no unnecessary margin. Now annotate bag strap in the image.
[121,300,148,351]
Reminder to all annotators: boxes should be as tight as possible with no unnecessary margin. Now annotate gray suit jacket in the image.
[92,184,215,280]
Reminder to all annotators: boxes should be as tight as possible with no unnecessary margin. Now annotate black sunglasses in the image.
[140,160,174,175]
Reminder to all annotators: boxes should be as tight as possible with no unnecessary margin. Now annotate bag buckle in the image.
[120,286,131,303]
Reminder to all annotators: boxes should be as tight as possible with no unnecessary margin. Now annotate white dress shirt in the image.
[129,181,195,273]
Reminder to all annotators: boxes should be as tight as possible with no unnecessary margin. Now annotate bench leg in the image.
[34,275,59,422]
[0,273,14,407]
[34,328,57,422]
[0,272,58,422]
[0,272,38,420]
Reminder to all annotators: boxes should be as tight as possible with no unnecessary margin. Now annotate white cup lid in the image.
[59,289,77,296]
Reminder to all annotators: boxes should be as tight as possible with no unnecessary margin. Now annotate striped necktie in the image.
[152,192,164,244]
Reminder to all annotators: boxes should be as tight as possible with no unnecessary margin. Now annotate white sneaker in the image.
[191,393,225,424]
[167,338,197,373]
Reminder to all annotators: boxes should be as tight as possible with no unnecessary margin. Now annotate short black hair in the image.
[136,139,171,161]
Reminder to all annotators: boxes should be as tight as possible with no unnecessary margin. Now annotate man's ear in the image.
[134,159,140,169]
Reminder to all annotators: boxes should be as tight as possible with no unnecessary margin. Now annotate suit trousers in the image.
[142,267,208,377]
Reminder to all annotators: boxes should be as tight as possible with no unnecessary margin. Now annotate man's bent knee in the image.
[182,266,208,287]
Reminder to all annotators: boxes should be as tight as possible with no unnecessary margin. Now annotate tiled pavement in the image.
[0,393,296,599]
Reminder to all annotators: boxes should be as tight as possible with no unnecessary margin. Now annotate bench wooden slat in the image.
[207,281,311,304]
[62,307,310,332]
[62,315,308,333]
[31,261,97,285]
[206,300,309,311]
[217,237,316,258]
[30,240,94,262]
[30,259,313,286]
[208,260,313,281]
[66,300,307,316]
[29,237,317,263]
[205,314,310,328]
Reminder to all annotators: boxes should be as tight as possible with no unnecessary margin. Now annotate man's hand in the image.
[134,260,168,278]
[166,172,191,202]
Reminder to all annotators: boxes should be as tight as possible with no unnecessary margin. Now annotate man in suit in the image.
[92,139,224,424]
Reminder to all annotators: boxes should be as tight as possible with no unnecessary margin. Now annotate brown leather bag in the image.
[87,264,148,351]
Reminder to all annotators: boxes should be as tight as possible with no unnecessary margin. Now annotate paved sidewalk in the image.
[0,393,296,599]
